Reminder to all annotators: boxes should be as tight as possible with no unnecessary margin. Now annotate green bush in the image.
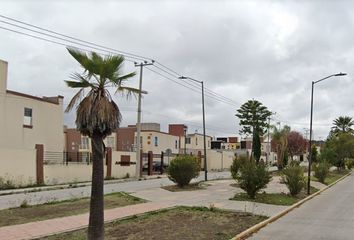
[230,155,248,180]
[313,161,330,184]
[282,164,304,196]
[345,159,354,170]
[236,161,271,199]
[167,155,200,187]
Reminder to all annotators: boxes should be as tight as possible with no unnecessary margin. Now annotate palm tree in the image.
[271,125,290,169]
[331,116,354,136]
[65,48,137,240]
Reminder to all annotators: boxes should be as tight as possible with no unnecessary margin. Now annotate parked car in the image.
[143,161,168,172]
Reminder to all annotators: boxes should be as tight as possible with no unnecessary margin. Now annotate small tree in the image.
[287,131,306,161]
[236,160,271,199]
[313,161,330,184]
[282,163,305,196]
[345,159,354,169]
[236,99,272,163]
[167,155,200,187]
[310,145,318,163]
[230,155,248,179]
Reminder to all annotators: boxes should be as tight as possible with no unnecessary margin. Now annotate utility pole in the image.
[135,61,154,178]
[267,116,270,165]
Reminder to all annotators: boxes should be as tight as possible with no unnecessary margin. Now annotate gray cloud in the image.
[1,0,354,140]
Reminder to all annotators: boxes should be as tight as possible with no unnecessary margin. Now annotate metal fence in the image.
[44,151,92,165]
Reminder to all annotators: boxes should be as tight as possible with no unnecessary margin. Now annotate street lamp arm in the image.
[179,76,203,84]
[314,72,347,84]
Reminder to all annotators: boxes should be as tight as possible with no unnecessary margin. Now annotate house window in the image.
[106,137,115,149]
[81,137,89,150]
[196,137,198,146]
[175,140,178,149]
[154,136,158,147]
[24,108,32,126]
[185,137,191,144]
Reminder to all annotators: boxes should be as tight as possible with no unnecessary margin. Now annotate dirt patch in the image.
[40,207,267,240]
[162,183,208,192]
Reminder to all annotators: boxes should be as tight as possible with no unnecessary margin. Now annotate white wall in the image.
[0,147,36,186]
[44,151,137,185]
[0,93,64,152]
[203,150,235,171]
[44,163,96,185]
[111,151,136,178]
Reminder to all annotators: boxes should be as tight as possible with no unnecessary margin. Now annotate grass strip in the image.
[0,192,145,227]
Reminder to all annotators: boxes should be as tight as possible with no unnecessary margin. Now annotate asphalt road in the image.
[250,173,354,240]
[0,171,230,210]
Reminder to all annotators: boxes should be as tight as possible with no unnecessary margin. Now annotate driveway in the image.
[249,173,354,240]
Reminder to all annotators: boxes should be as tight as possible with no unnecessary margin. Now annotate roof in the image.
[187,133,212,138]
[6,90,63,105]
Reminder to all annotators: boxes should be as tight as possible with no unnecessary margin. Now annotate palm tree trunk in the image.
[88,132,105,240]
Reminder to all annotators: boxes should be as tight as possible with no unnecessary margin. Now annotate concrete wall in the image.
[0,147,36,185]
[204,150,235,171]
[44,163,96,185]
[111,151,136,178]
[44,150,136,185]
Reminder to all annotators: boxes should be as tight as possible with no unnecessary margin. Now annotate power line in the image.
[0,16,239,107]
[154,61,240,106]
[145,67,239,107]
[0,14,150,62]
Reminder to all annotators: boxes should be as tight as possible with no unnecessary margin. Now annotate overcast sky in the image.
[1,0,354,140]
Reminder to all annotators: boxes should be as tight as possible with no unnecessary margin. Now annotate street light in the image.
[307,72,347,195]
[179,76,208,181]
[183,125,188,155]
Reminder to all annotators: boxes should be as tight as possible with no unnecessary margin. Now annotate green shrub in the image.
[282,164,305,196]
[230,155,248,180]
[0,177,16,190]
[167,155,200,187]
[345,159,354,170]
[236,161,271,199]
[313,161,330,184]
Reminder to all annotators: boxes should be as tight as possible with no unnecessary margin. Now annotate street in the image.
[250,173,354,240]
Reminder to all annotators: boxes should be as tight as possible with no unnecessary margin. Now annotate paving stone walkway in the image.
[0,202,171,240]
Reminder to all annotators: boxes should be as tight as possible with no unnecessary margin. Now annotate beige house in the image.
[0,60,64,152]
[138,130,180,154]
[185,133,212,151]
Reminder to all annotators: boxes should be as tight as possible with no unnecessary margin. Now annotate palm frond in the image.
[67,48,89,69]
[65,88,85,113]
[117,86,145,100]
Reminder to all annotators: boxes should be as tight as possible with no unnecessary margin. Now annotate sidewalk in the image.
[0,202,172,240]
[0,174,167,196]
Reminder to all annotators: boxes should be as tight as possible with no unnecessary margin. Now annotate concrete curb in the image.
[230,171,352,240]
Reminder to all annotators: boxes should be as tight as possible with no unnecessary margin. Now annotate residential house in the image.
[0,59,64,152]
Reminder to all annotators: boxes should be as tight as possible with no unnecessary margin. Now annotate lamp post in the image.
[183,125,188,155]
[179,76,208,181]
[307,72,347,195]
